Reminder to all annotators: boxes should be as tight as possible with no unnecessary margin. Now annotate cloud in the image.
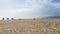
[0,0,11,2]
[53,3,60,8]
[0,0,60,19]
[0,0,12,3]
[8,0,54,18]
[37,0,60,17]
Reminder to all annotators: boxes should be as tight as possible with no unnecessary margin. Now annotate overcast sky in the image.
[0,0,60,19]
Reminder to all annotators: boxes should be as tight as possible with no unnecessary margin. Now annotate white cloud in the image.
[0,0,12,3]
[8,0,53,18]
[53,3,60,8]
[0,0,60,19]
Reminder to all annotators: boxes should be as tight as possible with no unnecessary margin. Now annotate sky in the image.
[0,0,60,19]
